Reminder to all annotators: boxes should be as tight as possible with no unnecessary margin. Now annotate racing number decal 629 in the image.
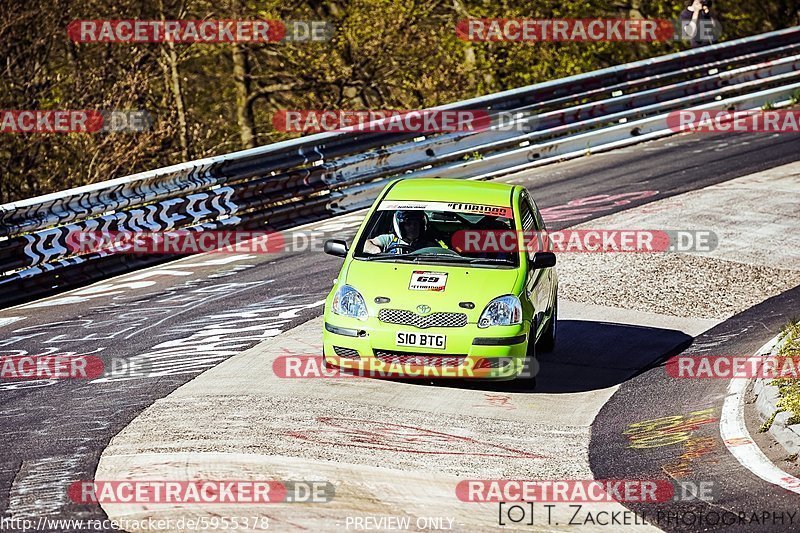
[409,271,447,291]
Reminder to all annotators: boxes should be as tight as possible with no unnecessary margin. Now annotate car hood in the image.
[344,258,521,322]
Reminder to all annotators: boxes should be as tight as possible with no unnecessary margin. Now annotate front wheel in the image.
[322,347,336,370]
[536,299,557,353]
[517,333,538,388]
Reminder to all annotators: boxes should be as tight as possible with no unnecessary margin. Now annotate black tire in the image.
[322,347,336,369]
[536,299,557,353]
[517,331,537,388]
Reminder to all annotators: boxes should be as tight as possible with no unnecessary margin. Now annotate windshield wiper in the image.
[467,257,516,265]
[359,253,471,263]
[407,253,471,263]
[361,254,514,265]
[359,254,406,261]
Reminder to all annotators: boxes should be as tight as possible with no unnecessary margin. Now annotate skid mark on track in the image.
[286,417,548,459]
[7,453,87,517]
[0,291,325,517]
[91,294,325,383]
[472,393,517,411]
[540,191,659,223]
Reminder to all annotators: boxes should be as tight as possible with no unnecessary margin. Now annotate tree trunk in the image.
[232,44,256,149]
[165,41,190,160]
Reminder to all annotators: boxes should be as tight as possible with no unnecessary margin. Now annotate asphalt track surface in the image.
[591,285,800,532]
[0,129,799,531]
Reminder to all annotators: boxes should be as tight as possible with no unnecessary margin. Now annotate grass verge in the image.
[771,322,800,426]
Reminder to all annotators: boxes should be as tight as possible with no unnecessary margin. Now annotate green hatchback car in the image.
[322,178,557,384]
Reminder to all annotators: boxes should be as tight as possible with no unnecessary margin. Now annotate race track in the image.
[1,129,799,532]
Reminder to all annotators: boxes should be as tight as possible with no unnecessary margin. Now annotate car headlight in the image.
[332,285,368,321]
[478,295,522,328]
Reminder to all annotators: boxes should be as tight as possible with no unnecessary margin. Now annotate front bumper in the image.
[322,312,530,379]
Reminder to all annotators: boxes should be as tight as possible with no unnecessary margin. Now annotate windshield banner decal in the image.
[379,200,512,218]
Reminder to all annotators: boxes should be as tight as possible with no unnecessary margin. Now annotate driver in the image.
[364,210,445,254]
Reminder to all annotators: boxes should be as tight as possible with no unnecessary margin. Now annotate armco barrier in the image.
[1,26,799,307]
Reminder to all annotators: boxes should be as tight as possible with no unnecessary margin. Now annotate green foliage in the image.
[773,322,800,425]
[1,0,797,203]
[759,410,778,432]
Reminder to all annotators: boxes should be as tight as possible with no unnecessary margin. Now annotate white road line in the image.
[719,333,800,494]
[4,209,366,312]
[0,316,26,328]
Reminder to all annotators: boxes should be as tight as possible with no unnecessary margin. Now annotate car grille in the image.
[333,346,360,358]
[373,349,467,367]
[378,309,467,329]
[474,357,513,369]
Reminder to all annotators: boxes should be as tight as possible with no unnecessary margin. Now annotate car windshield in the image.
[354,200,519,267]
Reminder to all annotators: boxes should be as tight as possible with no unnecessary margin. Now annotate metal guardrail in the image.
[1,26,800,306]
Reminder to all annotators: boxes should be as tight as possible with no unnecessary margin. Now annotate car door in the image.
[520,193,550,333]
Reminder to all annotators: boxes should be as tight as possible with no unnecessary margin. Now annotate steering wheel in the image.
[387,243,412,253]
[410,246,461,256]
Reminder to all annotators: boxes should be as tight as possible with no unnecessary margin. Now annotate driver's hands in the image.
[363,239,382,254]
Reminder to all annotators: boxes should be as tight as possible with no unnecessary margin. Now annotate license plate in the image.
[395,331,446,350]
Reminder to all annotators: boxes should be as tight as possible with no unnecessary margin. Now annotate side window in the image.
[519,196,537,262]
[521,194,547,259]
[519,198,535,232]
[528,196,546,231]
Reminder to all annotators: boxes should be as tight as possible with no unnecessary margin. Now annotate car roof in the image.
[383,178,517,206]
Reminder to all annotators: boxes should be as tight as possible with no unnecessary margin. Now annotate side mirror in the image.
[324,239,349,258]
[530,251,556,269]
